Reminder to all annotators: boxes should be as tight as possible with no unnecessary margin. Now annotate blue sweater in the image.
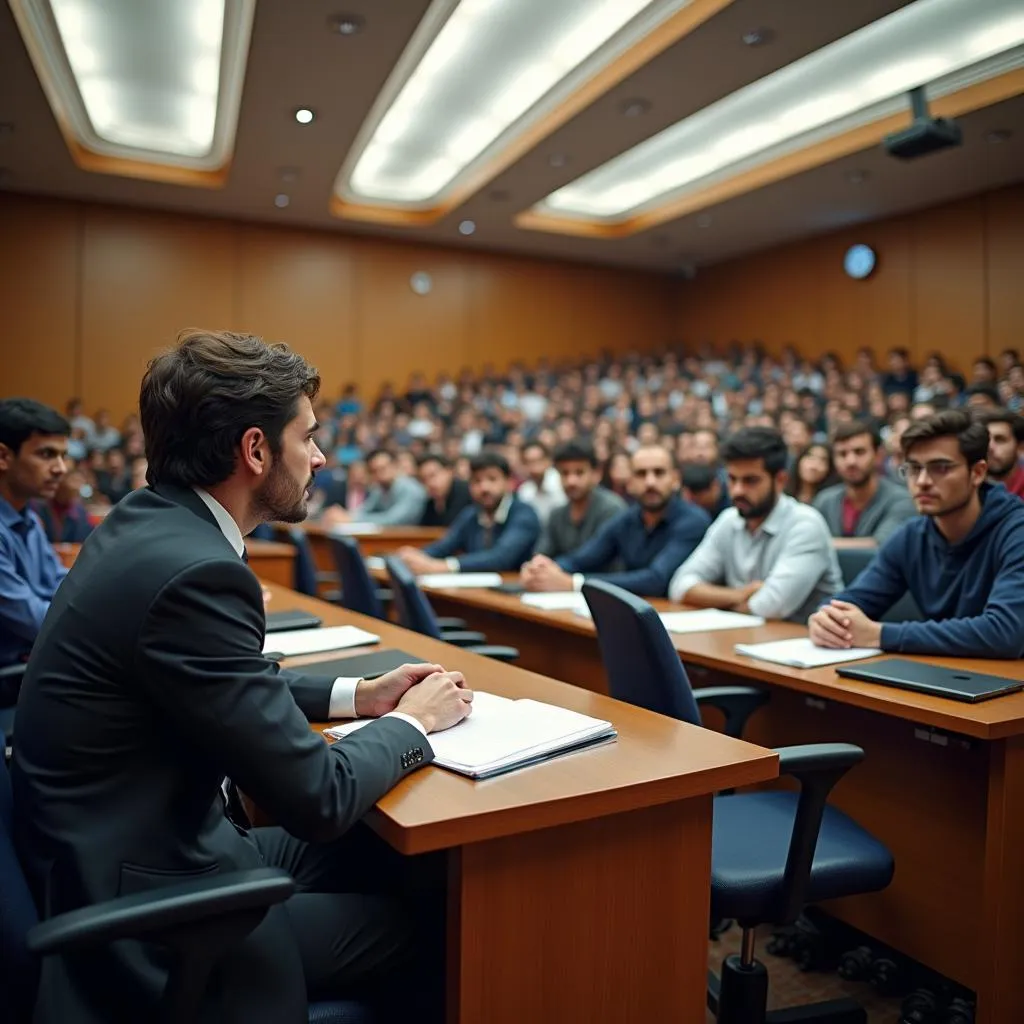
[424,496,540,572]
[835,482,1024,658]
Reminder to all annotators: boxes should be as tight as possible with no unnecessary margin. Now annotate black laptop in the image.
[837,658,1024,703]
[265,609,324,633]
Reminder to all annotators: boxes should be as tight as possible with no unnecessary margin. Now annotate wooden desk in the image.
[243,539,295,587]
[262,582,778,1024]
[410,577,1024,1024]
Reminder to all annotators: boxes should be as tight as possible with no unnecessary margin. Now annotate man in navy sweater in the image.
[397,451,540,574]
[809,410,1024,659]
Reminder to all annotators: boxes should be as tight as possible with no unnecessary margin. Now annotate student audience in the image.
[323,448,426,527]
[516,441,566,527]
[975,407,1024,499]
[416,453,473,527]
[681,462,730,520]
[809,411,1024,658]
[785,443,837,505]
[668,427,842,621]
[33,465,94,544]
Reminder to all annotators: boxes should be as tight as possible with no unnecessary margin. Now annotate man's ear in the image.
[775,469,790,491]
[972,459,988,487]
[239,427,268,477]
[0,442,12,473]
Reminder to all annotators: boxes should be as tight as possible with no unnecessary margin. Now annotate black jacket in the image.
[419,477,472,528]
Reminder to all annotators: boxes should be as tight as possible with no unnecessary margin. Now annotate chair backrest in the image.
[0,740,41,1022]
[836,547,923,624]
[329,538,385,620]
[285,527,320,597]
[384,558,442,640]
[582,580,701,726]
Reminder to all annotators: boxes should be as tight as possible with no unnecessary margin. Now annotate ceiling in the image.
[1,0,1022,273]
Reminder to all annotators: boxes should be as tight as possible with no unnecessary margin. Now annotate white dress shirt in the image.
[517,467,566,528]
[194,488,425,734]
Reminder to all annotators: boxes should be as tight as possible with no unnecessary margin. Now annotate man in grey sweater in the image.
[814,421,916,545]
[535,440,626,560]
[322,448,426,527]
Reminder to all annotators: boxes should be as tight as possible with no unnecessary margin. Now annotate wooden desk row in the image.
[408,576,1024,1024]
[262,582,777,1024]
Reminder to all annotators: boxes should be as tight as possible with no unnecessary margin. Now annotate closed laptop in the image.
[837,658,1023,703]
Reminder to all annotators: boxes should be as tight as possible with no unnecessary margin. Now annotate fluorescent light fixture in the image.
[535,0,1024,222]
[10,0,254,171]
[295,108,316,125]
[336,0,699,208]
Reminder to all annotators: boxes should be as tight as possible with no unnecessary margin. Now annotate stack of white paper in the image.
[520,592,590,614]
[659,609,766,634]
[327,522,384,536]
[418,572,503,589]
[325,691,616,779]
[263,625,380,659]
[734,637,882,669]
[364,556,386,571]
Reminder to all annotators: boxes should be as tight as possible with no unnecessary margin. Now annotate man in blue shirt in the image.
[398,450,540,573]
[0,399,71,677]
[809,410,1024,658]
[521,445,709,597]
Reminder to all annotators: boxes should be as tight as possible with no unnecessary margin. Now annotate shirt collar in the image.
[478,492,513,527]
[192,488,246,558]
[0,494,35,531]
[757,492,794,536]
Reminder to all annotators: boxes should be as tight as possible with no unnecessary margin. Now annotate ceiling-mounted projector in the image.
[884,86,962,160]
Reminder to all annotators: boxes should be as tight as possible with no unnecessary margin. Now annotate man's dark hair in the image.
[966,383,1001,405]
[0,398,70,454]
[140,329,320,488]
[521,440,549,458]
[721,427,788,475]
[889,346,909,360]
[831,419,881,449]
[365,448,394,466]
[973,407,1024,444]
[681,462,717,494]
[469,450,511,477]
[973,356,996,373]
[553,440,597,467]
[416,451,451,469]
[901,410,990,465]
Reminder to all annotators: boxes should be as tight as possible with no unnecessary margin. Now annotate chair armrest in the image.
[375,587,393,604]
[0,664,27,681]
[436,617,468,631]
[466,645,520,662]
[28,867,295,955]
[693,685,770,738]
[439,630,489,647]
[775,743,865,923]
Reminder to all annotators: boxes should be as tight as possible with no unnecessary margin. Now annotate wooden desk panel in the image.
[244,539,295,588]
[290,523,445,578]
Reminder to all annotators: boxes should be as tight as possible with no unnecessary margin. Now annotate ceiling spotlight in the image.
[294,108,315,125]
[328,13,364,35]
[548,153,569,168]
[274,193,290,208]
[458,219,476,236]
[621,98,652,118]
[741,28,774,47]
[695,213,713,228]
[845,169,870,184]
[986,129,1012,144]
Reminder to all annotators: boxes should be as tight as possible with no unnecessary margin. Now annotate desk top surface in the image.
[264,583,778,854]
[299,522,445,543]
[245,538,295,557]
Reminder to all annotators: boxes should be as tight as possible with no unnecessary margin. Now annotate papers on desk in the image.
[734,637,882,669]
[659,609,765,634]
[263,625,380,660]
[418,572,503,589]
[520,592,590,614]
[326,522,384,536]
[365,555,386,571]
[325,691,616,779]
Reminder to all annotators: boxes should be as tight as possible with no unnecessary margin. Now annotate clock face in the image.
[844,244,876,280]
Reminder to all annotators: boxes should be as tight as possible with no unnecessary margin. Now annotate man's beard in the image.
[254,460,311,524]
[735,489,778,521]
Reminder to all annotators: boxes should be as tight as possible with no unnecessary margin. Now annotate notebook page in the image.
[734,637,881,668]
[262,625,380,658]
[417,573,503,589]
[520,592,590,613]
[659,609,766,633]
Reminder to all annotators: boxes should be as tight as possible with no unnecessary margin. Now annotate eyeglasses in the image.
[897,460,962,482]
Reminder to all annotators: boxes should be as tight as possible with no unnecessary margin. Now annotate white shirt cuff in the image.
[446,557,460,572]
[383,711,428,736]
[668,574,698,603]
[572,573,585,592]
[328,677,360,718]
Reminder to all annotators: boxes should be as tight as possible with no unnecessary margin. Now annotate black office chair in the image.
[329,536,467,632]
[582,581,895,1024]
[384,557,519,662]
[0,664,25,744]
[0,732,374,1024]
[250,524,339,601]
[835,548,923,624]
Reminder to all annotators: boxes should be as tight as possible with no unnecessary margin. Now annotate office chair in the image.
[250,524,339,601]
[385,557,519,662]
[582,581,895,1024]
[835,548,923,624]
[329,536,467,632]
[0,732,374,1024]
[0,664,25,744]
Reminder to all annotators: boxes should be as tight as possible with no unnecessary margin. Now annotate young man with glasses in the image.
[809,410,1024,658]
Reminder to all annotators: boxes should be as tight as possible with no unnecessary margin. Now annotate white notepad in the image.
[734,637,882,669]
[365,556,386,571]
[326,523,384,536]
[659,609,766,634]
[520,592,590,613]
[325,691,616,779]
[418,572,503,589]
[263,625,380,659]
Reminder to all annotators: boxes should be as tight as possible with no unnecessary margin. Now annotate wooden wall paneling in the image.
[0,195,79,407]
[235,225,357,397]
[80,207,237,414]
[985,185,1024,359]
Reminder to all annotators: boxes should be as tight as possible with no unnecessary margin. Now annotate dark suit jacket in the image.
[419,477,472,528]
[12,485,432,1024]
[423,496,541,572]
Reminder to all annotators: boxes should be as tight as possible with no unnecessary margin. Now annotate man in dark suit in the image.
[13,329,473,1024]
[416,452,472,527]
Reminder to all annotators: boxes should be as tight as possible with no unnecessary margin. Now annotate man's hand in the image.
[261,586,272,607]
[320,505,351,527]
[399,549,451,575]
[354,662,451,718]
[732,580,763,613]
[396,670,474,733]
[809,601,881,649]
[521,554,574,592]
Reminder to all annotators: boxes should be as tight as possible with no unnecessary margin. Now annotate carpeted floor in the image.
[706,924,904,1023]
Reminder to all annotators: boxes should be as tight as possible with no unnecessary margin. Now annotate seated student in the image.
[813,420,917,545]
[33,464,94,543]
[668,427,842,622]
[785,442,837,505]
[0,399,71,675]
[322,448,426,527]
[975,407,1024,499]
[517,441,566,527]
[398,451,540,573]
[809,411,1024,658]
[521,445,709,598]
[681,462,730,520]
[417,452,472,527]
[535,441,626,559]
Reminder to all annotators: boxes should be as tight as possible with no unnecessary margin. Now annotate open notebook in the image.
[417,572,504,589]
[325,691,616,779]
[734,637,882,669]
